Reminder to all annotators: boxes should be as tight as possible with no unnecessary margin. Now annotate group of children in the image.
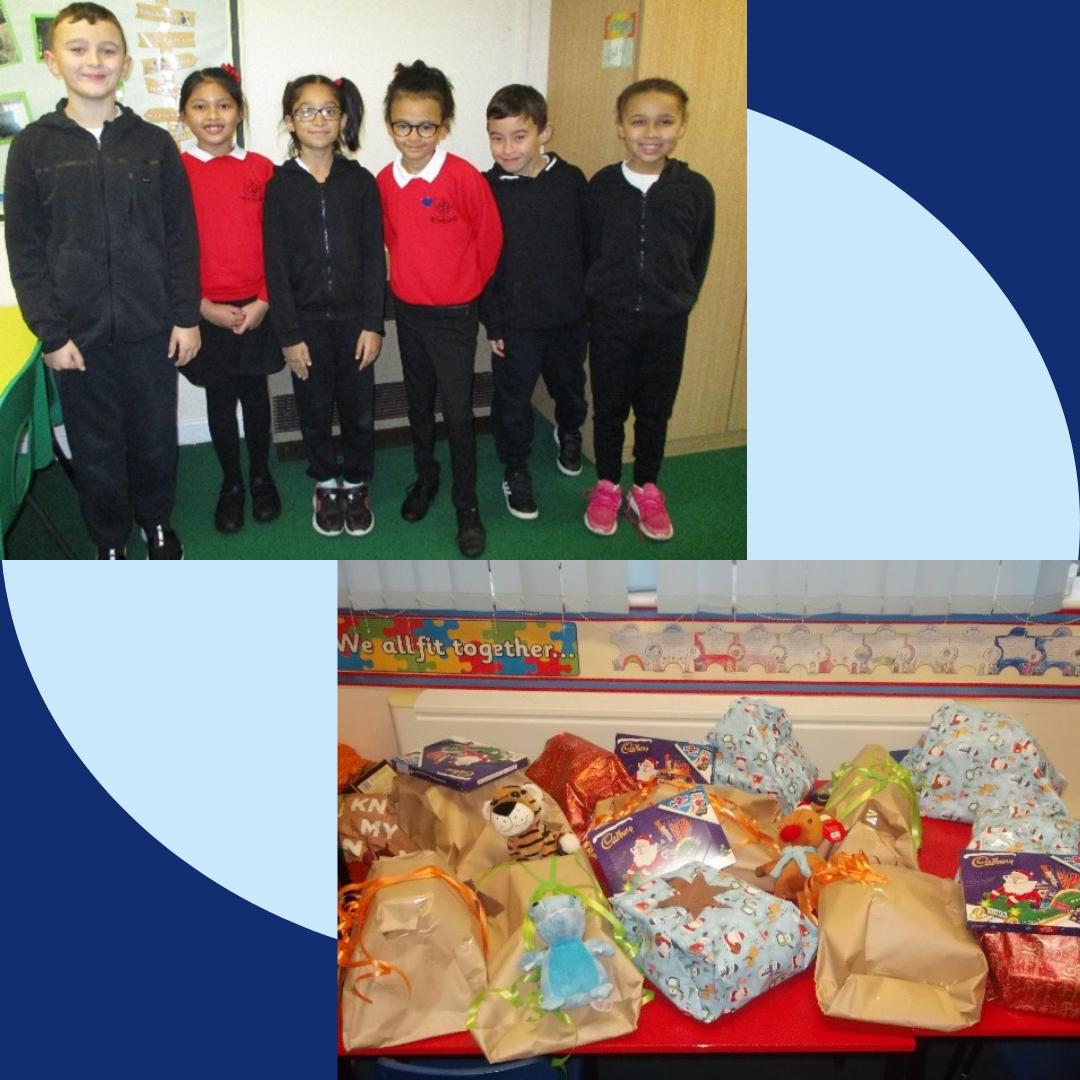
[4,2,715,559]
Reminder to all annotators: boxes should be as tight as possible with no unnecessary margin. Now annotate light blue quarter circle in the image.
[747,110,1078,557]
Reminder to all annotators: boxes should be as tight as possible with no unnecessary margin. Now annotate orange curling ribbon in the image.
[799,851,889,919]
[705,790,781,854]
[337,865,490,1003]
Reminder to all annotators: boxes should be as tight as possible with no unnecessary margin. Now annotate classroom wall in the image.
[0,0,551,440]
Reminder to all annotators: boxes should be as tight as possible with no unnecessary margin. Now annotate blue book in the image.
[391,738,528,791]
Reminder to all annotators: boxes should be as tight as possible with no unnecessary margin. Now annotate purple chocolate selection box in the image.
[960,851,1080,935]
[615,733,715,785]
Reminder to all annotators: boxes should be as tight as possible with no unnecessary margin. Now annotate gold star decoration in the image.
[655,871,734,919]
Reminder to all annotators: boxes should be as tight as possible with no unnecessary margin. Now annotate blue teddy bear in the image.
[520,893,615,1011]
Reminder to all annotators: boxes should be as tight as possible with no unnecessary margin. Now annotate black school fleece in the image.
[3,102,200,354]
[478,153,588,341]
[585,158,715,319]
[262,156,386,349]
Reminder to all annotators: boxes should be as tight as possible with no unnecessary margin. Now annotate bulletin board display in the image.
[0,1,237,211]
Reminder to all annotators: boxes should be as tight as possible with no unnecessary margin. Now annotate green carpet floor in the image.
[5,418,745,559]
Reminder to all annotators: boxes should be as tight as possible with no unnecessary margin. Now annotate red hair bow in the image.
[334,77,343,87]
[220,61,240,84]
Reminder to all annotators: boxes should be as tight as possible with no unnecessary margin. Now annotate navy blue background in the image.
[4,4,1078,1073]
[751,1,1079,552]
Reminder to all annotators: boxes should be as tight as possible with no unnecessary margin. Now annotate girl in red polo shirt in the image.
[376,60,502,558]
[180,65,283,534]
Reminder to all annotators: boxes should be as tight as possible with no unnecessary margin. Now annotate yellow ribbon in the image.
[827,757,922,850]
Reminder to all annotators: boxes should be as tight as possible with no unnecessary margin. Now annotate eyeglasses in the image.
[390,120,441,138]
[293,105,342,122]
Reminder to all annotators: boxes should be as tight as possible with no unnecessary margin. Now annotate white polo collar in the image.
[391,144,447,188]
[187,144,248,163]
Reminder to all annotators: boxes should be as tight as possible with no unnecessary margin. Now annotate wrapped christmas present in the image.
[338,851,490,1050]
[526,732,637,836]
[825,745,921,868]
[395,770,576,882]
[589,782,784,894]
[968,806,1080,855]
[980,929,1080,1021]
[338,788,417,878]
[467,853,644,1062]
[815,862,987,1031]
[471,852,612,970]
[900,703,1067,823]
[707,697,817,813]
[611,861,817,1021]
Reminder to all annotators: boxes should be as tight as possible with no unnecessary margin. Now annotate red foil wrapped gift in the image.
[526,732,637,835]
[981,931,1080,1021]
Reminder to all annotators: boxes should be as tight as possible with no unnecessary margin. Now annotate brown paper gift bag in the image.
[339,851,490,1050]
[825,745,921,869]
[466,853,644,1062]
[395,771,575,882]
[815,863,987,1031]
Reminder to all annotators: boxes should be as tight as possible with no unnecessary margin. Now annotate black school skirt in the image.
[180,296,284,388]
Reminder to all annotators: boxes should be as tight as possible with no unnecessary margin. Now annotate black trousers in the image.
[205,374,272,484]
[54,331,177,547]
[395,297,479,510]
[588,308,689,486]
[291,316,375,485]
[492,319,588,470]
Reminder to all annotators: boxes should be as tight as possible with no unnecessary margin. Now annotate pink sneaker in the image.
[628,483,674,540]
[584,480,622,535]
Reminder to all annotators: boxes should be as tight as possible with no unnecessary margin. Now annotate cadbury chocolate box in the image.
[960,851,1080,934]
[614,733,715,785]
[588,785,734,894]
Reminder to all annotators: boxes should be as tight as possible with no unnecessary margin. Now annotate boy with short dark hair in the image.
[479,83,589,520]
[4,2,201,559]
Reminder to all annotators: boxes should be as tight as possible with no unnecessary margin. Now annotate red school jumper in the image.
[375,150,502,305]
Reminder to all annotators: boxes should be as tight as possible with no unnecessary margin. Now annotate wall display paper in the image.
[0,0,236,205]
[338,613,579,677]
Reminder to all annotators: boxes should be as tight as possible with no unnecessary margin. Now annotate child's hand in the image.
[42,340,86,372]
[169,325,202,367]
[284,342,312,380]
[234,299,269,335]
[355,330,382,370]
[201,299,244,330]
[489,338,505,358]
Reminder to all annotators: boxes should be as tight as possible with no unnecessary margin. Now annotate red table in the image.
[340,817,1079,1057]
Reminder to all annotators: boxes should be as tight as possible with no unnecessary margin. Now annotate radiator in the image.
[388,688,1079,807]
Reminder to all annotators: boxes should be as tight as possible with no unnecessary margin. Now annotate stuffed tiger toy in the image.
[481,783,580,861]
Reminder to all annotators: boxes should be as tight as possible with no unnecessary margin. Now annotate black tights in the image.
[205,374,272,485]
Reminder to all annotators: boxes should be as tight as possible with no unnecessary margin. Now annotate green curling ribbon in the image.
[828,758,922,850]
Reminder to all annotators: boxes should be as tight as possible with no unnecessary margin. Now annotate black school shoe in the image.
[250,474,282,523]
[342,485,374,537]
[502,467,539,520]
[214,481,245,533]
[142,523,184,559]
[554,426,583,476]
[95,545,127,560]
[456,507,486,557]
[401,476,439,522]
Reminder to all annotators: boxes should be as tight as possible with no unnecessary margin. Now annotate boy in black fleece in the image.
[584,77,714,542]
[479,85,588,521]
[3,3,201,559]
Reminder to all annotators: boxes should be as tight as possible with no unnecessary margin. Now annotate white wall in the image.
[1,0,552,442]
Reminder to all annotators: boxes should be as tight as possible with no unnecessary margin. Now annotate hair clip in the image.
[334,78,343,88]
[220,61,240,84]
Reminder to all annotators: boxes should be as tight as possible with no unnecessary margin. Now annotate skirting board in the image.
[389,688,1079,814]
